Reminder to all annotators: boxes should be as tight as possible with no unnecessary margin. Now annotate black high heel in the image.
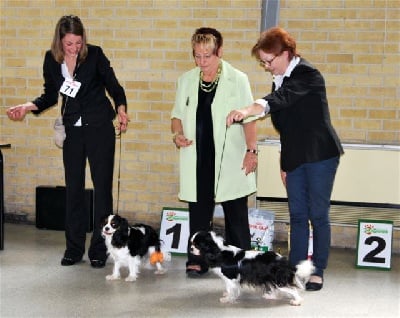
[186,264,208,278]
[306,276,324,291]
[90,259,106,268]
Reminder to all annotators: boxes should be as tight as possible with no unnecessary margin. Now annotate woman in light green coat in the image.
[171,27,258,277]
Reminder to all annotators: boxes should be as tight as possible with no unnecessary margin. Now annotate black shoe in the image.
[306,281,323,291]
[186,265,208,278]
[61,257,81,266]
[90,259,106,268]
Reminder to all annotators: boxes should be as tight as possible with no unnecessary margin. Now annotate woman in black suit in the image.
[227,27,343,291]
[7,15,129,268]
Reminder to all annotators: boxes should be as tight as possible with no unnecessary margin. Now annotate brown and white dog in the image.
[190,231,314,305]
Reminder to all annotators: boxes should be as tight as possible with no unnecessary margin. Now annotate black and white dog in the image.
[190,231,314,305]
[101,214,168,282]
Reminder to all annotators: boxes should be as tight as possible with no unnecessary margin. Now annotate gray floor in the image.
[0,223,399,318]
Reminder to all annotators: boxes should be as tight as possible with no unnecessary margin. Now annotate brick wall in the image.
[0,0,399,226]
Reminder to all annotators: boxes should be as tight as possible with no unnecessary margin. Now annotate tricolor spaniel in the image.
[190,231,314,305]
[101,214,168,281]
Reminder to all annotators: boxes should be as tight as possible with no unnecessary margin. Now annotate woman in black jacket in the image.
[7,15,129,268]
[227,27,343,291]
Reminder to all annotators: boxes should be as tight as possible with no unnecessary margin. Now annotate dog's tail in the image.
[294,260,315,289]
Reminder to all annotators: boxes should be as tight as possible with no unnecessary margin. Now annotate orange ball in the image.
[150,251,164,265]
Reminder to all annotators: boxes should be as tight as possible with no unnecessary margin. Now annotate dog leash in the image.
[215,120,242,198]
[214,125,227,199]
[115,131,122,215]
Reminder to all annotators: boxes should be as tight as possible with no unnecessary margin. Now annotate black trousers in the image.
[63,121,115,261]
[187,196,251,268]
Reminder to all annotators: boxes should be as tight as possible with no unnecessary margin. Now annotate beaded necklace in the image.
[199,63,222,93]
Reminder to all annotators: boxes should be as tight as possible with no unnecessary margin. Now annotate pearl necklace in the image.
[199,63,222,93]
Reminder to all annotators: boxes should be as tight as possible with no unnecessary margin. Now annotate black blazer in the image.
[32,45,127,127]
[264,58,343,172]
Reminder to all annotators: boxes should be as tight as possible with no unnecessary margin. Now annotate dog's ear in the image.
[111,216,129,247]
[205,249,222,266]
[119,217,129,233]
[205,252,216,262]
[197,233,213,253]
[200,233,222,266]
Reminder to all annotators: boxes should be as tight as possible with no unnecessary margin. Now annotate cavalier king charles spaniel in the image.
[101,214,168,282]
[190,231,315,305]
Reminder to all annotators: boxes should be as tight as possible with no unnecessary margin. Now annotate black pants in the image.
[63,121,115,261]
[187,196,251,269]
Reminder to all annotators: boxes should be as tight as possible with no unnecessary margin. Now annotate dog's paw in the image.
[154,269,167,275]
[162,252,172,262]
[290,298,302,306]
[125,276,137,282]
[219,295,237,304]
[263,292,278,300]
[106,275,121,281]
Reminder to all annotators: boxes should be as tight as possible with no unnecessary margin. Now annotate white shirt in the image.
[61,62,82,126]
[255,56,300,115]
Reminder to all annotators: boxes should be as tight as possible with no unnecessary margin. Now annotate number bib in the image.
[60,79,81,98]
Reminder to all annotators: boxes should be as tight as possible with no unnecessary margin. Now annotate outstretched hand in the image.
[7,105,30,121]
[226,109,248,127]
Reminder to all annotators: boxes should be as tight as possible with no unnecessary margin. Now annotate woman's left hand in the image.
[117,105,129,133]
[280,170,287,187]
[243,152,258,175]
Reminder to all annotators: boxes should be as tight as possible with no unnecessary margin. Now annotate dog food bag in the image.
[248,208,275,251]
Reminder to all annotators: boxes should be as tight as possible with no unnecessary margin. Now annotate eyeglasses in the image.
[259,55,278,67]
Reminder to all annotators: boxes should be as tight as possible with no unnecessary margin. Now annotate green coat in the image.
[171,60,257,202]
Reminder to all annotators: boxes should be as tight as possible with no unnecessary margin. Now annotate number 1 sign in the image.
[159,207,190,255]
[356,219,393,270]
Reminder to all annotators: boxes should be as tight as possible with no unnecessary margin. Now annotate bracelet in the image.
[246,149,258,155]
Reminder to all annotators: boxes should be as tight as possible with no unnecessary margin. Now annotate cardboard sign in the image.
[356,219,393,270]
[159,207,189,255]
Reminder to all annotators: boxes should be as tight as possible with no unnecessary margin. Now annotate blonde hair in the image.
[191,27,223,56]
[51,15,88,63]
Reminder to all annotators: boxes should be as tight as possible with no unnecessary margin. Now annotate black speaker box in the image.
[36,186,94,232]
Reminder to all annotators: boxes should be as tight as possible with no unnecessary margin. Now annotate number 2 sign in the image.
[356,219,393,270]
[159,207,190,255]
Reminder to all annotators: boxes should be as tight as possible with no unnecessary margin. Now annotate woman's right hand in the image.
[173,133,193,148]
[7,103,37,121]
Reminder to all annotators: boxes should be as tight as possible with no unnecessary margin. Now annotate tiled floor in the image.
[0,223,399,318]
